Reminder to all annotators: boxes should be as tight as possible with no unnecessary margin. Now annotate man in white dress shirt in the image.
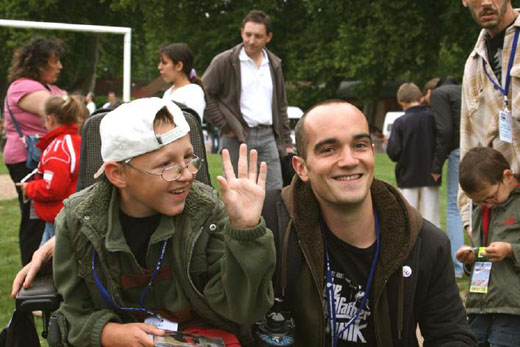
[203,10,293,190]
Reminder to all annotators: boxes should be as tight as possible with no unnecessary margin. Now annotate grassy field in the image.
[0,153,8,175]
[0,152,460,342]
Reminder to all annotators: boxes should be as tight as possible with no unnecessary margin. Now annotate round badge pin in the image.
[402,265,412,278]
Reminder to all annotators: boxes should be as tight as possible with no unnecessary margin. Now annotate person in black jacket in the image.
[262,99,476,346]
[387,83,440,227]
[424,77,464,278]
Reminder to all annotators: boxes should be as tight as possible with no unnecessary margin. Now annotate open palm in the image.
[217,144,267,228]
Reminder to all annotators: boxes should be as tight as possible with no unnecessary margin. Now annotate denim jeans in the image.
[446,148,464,278]
[40,222,55,247]
[469,314,520,347]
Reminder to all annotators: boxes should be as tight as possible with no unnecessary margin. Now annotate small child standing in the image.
[17,95,83,245]
[456,147,520,346]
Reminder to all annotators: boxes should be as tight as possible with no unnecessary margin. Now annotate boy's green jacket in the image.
[466,187,520,315]
[53,178,275,346]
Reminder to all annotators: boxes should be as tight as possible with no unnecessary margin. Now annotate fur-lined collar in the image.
[281,176,423,302]
[68,178,218,240]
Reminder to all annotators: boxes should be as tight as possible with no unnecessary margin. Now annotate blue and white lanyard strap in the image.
[321,209,381,347]
[92,239,169,320]
[482,27,520,107]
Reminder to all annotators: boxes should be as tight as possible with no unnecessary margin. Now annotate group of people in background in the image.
[4,0,520,346]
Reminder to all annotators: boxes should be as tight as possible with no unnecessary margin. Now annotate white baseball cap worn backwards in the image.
[94,97,190,178]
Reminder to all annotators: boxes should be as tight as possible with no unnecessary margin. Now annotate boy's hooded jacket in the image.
[53,178,275,346]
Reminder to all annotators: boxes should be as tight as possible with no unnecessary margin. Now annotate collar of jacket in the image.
[69,178,218,247]
[230,43,282,69]
[470,9,520,59]
[280,176,423,304]
[36,123,78,150]
[404,104,429,115]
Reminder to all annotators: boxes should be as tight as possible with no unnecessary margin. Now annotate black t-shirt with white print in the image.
[322,220,377,346]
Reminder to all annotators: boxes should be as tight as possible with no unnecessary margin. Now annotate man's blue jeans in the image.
[447,148,464,278]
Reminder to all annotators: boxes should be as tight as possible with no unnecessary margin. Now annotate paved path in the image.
[0,174,17,200]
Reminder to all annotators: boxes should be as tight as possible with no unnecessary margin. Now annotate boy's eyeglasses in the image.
[473,182,501,205]
[124,155,202,182]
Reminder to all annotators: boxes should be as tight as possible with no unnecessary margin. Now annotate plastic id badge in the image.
[499,109,513,143]
[145,316,178,332]
[469,261,492,294]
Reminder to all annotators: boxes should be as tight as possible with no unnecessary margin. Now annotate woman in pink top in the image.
[3,38,66,266]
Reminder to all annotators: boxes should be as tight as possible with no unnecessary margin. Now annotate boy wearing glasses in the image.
[456,147,520,346]
[51,98,275,346]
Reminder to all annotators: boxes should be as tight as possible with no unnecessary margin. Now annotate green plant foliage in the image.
[0,0,499,110]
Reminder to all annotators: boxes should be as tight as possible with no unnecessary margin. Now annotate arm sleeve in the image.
[277,68,292,148]
[418,230,477,346]
[202,58,229,131]
[458,80,472,228]
[190,86,206,122]
[509,208,520,270]
[9,79,48,105]
[201,200,276,325]
[25,157,74,202]
[53,209,121,347]
[430,90,454,174]
[386,120,402,162]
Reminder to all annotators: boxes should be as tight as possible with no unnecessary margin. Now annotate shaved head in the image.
[295,100,368,159]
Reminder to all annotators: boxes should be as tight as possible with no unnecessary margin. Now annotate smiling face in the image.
[462,0,515,36]
[39,53,62,84]
[241,21,272,59]
[117,127,195,217]
[294,103,375,209]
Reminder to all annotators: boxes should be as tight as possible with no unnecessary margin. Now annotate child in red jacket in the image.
[17,95,83,245]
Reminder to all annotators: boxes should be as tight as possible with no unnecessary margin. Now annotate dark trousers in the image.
[6,162,45,265]
[469,314,520,347]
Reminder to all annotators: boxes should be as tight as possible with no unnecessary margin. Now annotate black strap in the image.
[4,100,24,139]
[262,189,302,309]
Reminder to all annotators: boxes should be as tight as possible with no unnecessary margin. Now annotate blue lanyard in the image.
[482,28,520,107]
[92,239,168,320]
[321,208,381,347]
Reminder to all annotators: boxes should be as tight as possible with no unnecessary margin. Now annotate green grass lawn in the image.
[0,151,464,340]
[0,153,8,175]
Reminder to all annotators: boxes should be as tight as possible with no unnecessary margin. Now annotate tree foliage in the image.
[0,0,498,110]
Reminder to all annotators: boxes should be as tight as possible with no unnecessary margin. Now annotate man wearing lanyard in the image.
[276,100,476,346]
[203,10,294,190]
[459,0,520,231]
[48,98,275,346]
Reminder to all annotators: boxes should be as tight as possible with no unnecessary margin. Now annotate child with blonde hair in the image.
[17,95,83,244]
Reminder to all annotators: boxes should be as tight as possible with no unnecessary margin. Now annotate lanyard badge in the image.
[92,239,169,320]
[469,248,492,294]
[321,208,381,347]
[483,28,520,144]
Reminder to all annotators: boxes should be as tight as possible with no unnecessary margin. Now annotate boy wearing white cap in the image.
[51,98,275,346]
